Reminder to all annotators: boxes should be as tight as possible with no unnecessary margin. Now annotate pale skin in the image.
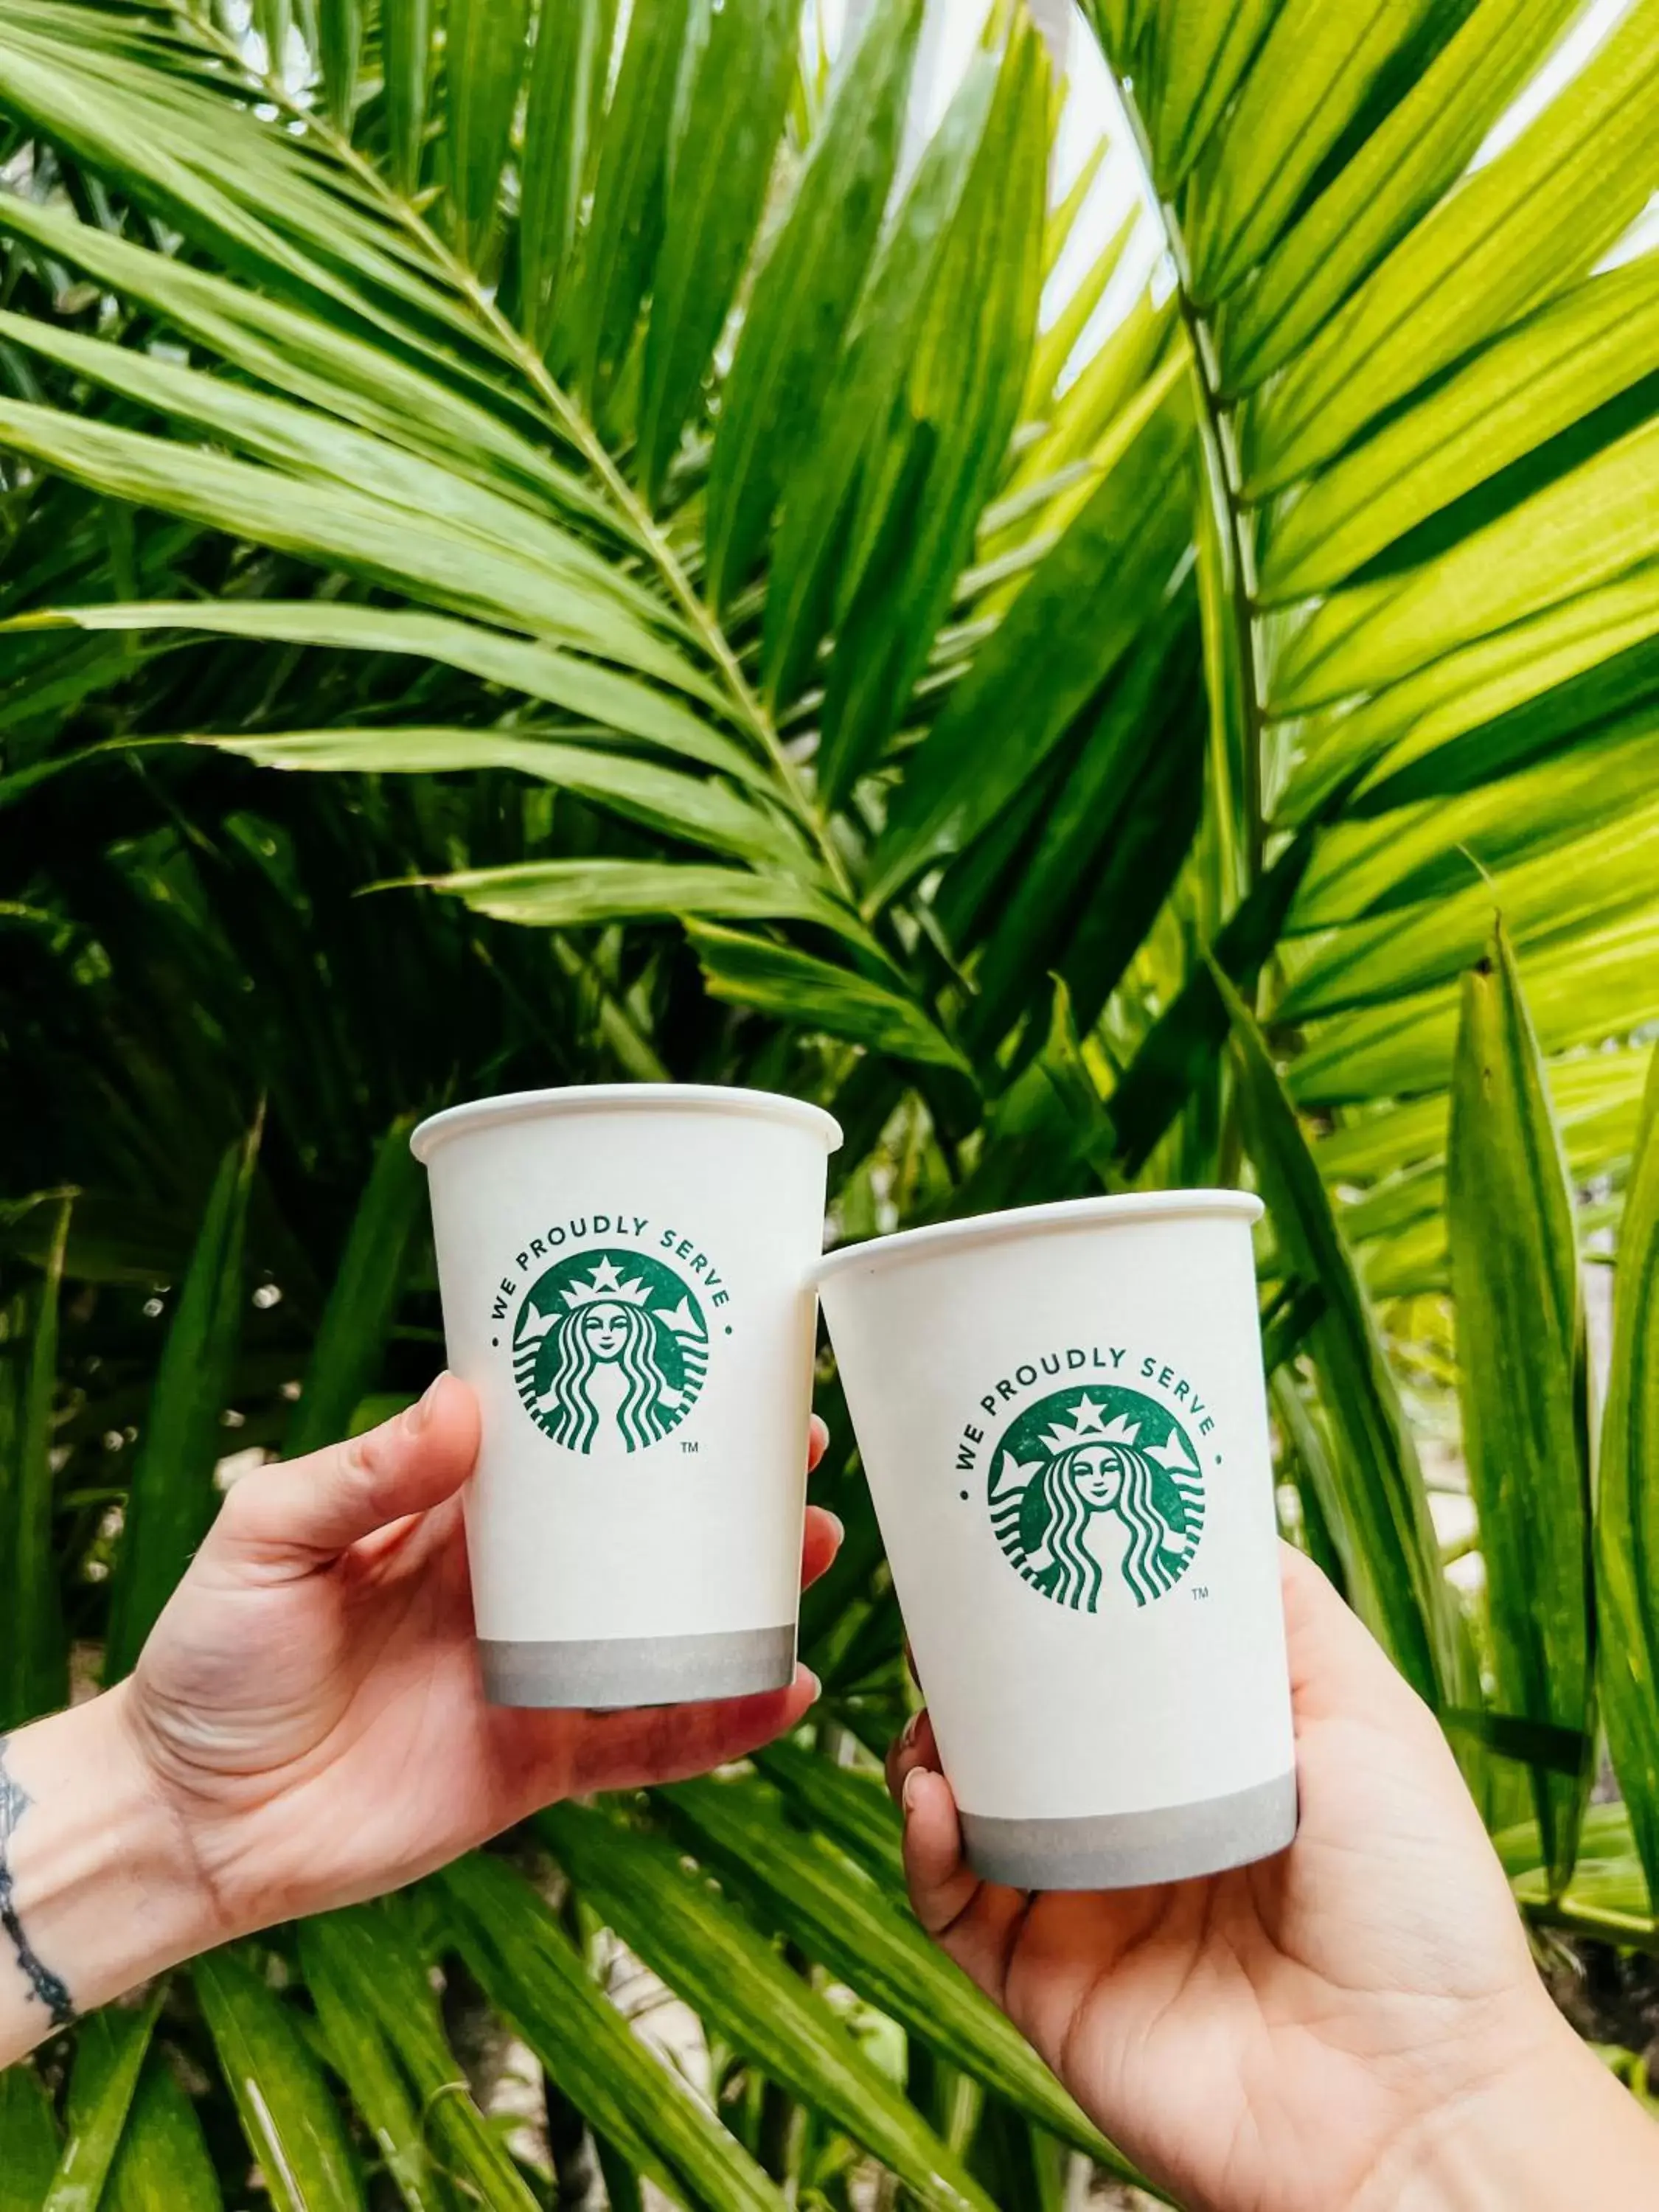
[889,1543,1659,2212]
[0,1374,840,2068]
[5,1398,1659,2212]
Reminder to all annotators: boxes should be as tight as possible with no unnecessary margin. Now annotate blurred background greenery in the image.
[3,0,1659,2202]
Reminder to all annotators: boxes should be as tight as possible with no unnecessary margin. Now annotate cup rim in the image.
[411,1083,842,1163]
[814,1189,1263,1284]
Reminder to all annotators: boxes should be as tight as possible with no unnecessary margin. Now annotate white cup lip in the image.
[411,1083,843,1164]
[815,1188,1263,1285]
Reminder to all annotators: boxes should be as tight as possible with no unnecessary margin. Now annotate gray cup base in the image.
[479,1624,796,1711]
[960,1768,1298,1891]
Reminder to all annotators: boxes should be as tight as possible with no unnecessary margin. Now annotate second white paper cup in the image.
[817,1194,1296,1890]
[413,1085,840,1708]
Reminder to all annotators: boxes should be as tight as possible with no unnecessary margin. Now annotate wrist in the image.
[1357,1995,1659,2212]
[1,1688,223,2060]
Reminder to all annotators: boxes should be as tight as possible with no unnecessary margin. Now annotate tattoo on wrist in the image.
[0,1737,74,2027]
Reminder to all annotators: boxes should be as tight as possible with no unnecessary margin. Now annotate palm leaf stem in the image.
[1521,1896,1659,1957]
[1108,72,1264,887]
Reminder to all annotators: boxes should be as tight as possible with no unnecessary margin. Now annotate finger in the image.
[901,1765,984,1937]
[554,1665,823,1797]
[898,1762,1034,2007]
[1279,1540,1439,1735]
[886,1705,941,1799]
[211,1374,480,1573]
[801,1504,844,1590]
[807,1414,830,1474]
[349,1486,468,1583]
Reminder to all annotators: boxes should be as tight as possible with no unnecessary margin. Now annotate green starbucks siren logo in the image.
[513,1249,709,1453]
[988,1385,1205,1612]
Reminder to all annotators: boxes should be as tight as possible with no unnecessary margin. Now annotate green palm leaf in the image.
[704,0,924,611]
[661,1773,1138,2178]
[300,1920,462,2212]
[1225,977,1460,1708]
[195,1949,366,2212]
[12,602,760,782]
[0,2065,58,2210]
[45,1990,165,2212]
[0,1195,68,1728]
[439,1852,789,2212]
[10,1,1659,2194]
[1596,1047,1659,1910]
[303,1902,543,2212]
[105,1119,260,1680]
[540,1800,1000,2212]
[1447,925,1594,1893]
[106,2053,223,2212]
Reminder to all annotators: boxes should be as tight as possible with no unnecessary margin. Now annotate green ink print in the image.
[514,1249,708,1453]
[988,1385,1205,1613]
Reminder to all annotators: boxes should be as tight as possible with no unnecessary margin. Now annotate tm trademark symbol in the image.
[681,1439,699,1454]
[1190,1585,1210,1601]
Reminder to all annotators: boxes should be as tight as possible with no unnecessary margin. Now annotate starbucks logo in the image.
[988,1385,1205,1613]
[512,1249,709,1454]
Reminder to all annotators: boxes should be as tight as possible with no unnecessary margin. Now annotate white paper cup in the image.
[412,1086,841,1708]
[816,1193,1297,1890]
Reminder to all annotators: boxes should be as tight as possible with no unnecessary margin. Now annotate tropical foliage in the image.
[2,0,1659,2202]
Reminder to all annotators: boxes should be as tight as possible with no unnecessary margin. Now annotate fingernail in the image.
[801,1667,822,1702]
[821,1510,845,1547]
[902,1767,926,1814]
[406,1371,447,1435]
[898,1708,923,1753]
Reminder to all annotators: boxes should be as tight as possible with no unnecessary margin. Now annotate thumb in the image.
[210,1373,480,1573]
[1279,1539,1436,1733]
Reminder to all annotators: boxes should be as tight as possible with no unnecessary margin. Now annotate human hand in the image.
[0,1375,839,2065]
[889,1545,1659,2212]
[119,1374,838,1941]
